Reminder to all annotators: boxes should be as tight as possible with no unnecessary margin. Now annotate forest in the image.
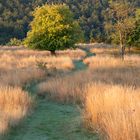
[0,0,140,44]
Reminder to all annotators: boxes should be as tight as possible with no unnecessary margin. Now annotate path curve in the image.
[1,48,98,140]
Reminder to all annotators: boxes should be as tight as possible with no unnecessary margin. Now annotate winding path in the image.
[1,48,98,140]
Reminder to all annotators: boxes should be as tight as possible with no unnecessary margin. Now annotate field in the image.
[0,44,140,140]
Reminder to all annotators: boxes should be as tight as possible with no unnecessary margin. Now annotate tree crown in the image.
[25,4,83,51]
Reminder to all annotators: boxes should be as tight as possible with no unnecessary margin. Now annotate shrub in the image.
[7,38,22,46]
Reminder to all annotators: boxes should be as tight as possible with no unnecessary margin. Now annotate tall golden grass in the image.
[83,55,140,87]
[37,71,92,103]
[0,47,86,60]
[83,83,140,140]
[0,52,74,71]
[56,49,86,60]
[0,48,76,87]
[83,55,140,140]
[0,47,81,134]
[38,55,140,100]
[37,53,140,140]
[0,68,45,87]
[84,55,140,68]
[1,46,140,139]
[90,47,118,56]
[0,86,32,134]
[90,46,140,56]
[83,56,123,68]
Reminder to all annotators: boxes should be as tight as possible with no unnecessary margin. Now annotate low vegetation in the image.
[0,45,140,139]
[37,50,140,140]
[84,83,140,140]
[37,70,92,103]
[0,46,85,135]
[0,86,32,134]
[90,46,140,56]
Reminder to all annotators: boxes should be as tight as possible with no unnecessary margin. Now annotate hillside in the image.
[0,0,140,44]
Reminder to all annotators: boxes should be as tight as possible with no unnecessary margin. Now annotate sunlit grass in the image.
[83,83,140,140]
[37,51,140,140]
[0,45,140,139]
[0,86,32,134]
[0,46,83,134]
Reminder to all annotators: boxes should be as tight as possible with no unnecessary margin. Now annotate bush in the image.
[7,38,22,46]
[25,4,83,54]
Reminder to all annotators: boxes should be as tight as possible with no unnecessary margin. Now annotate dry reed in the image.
[0,46,79,134]
[0,86,32,134]
[37,71,93,103]
[83,83,140,140]
[38,52,140,140]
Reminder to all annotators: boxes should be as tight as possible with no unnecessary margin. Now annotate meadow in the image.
[0,44,140,140]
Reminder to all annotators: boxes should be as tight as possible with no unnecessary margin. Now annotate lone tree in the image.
[106,1,136,59]
[25,4,83,55]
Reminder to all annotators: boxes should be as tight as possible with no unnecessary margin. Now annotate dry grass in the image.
[0,53,74,71]
[90,47,118,56]
[0,86,32,134]
[83,56,123,68]
[84,55,140,69]
[1,45,139,139]
[0,68,45,87]
[90,46,140,56]
[77,43,114,52]
[83,55,140,88]
[37,50,140,140]
[0,46,86,60]
[37,71,93,103]
[0,46,82,134]
[37,54,140,102]
[36,56,74,70]
[0,46,25,51]
[83,83,140,140]
[0,48,75,87]
[83,54,140,140]
[56,49,86,60]
[0,46,87,72]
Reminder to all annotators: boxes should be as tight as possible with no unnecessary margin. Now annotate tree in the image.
[25,4,83,55]
[106,1,137,59]
[127,9,140,49]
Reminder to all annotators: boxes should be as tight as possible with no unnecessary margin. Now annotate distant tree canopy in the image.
[25,4,82,54]
[0,0,33,44]
[105,1,137,59]
[127,9,140,47]
[0,0,140,44]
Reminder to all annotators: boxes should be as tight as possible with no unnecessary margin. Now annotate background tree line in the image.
[0,0,140,45]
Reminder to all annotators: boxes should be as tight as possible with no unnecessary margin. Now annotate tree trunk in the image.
[50,50,56,56]
[119,31,125,60]
[121,45,125,60]
[128,46,131,53]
